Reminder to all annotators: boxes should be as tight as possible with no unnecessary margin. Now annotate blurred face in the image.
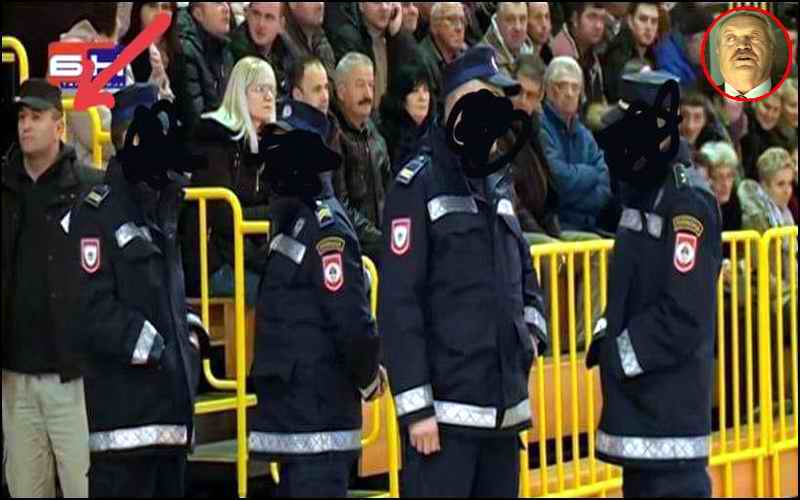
[572,6,606,48]
[755,95,782,131]
[782,90,798,128]
[402,3,419,32]
[547,76,582,118]
[247,3,283,49]
[679,105,707,145]
[513,75,543,115]
[293,62,330,114]
[793,149,799,179]
[686,33,704,66]
[247,75,277,127]
[432,4,466,54]
[18,107,63,158]
[141,2,174,33]
[627,3,659,48]
[763,167,794,209]
[710,166,736,204]
[404,82,431,126]
[527,3,551,46]
[717,14,772,89]
[289,2,324,28]
[361,2,393,32]
[337,64,375,124]
[498,3,529,53]
[194,2,231,39]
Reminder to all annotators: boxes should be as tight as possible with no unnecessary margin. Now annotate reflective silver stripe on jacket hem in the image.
[132,320,159,365]
[435,399,532,429]
[596,431,710,461]
[89,425,188,452]
[248,430,362,455]
[395,385,434,417]
[270,234,307,265]
[617,330,644,378]
[500,399,532,428]
[427,196,478,223]
[524,306,548,335]
[116,222,152,248]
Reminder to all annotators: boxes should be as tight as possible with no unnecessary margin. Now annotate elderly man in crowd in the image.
[481,2,535,77]
[419,2,469,101]
[716,10,776,99]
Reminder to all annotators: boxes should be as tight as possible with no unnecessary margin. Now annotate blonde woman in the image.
[182,57,278,304]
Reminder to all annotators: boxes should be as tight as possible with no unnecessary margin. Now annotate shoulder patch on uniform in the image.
[317,236,346,256]
[673,215,704,238]
[396,155,428,185]
[316,202,334,228]
[84,185,110,209]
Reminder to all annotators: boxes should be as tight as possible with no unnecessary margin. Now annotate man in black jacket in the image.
[380,47,548,498]
[590,76,722,498]
[70,100,207,498]
[1,79,102,499]
[173,3,234,132]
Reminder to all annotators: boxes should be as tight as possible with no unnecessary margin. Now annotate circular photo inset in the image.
[701,6,795,102]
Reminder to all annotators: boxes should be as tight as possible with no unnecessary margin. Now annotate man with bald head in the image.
[419,2,468,101]
[716,11,775,99]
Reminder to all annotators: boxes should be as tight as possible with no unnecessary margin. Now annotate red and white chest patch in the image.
[674,233,698,274]
[81,238,101,274]
[322,253,344,292]
[391,218,411,256]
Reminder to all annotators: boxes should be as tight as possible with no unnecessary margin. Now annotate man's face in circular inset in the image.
[716,13,773,92]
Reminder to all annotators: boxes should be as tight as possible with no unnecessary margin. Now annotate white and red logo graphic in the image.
[391,218,411,256]
[323,253,344,292]
[81,238,101,274]
[674,233,698,274]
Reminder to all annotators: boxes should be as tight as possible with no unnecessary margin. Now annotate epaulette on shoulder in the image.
[676,163,715,198]
[673,164,690,190]
[84,185,111,209]
[396,155,430,186]
[315,200,335,229]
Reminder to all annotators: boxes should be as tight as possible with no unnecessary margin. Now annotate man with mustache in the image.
[716,10,776,99]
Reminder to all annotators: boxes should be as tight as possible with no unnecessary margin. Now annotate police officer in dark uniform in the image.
[70,96,208,498]
[588,77,723,498]
[380,46,548,498]
[248,109,384,498]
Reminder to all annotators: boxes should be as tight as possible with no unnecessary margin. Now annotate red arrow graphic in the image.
[74,12,171,111]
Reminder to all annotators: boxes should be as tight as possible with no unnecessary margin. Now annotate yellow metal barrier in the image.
[61,98,111,169]
[2,36,29,84]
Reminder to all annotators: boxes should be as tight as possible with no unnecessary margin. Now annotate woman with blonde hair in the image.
[182,56,278,303]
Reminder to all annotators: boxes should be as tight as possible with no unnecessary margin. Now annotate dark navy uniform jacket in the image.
[592,165,723,469]
[249,195,381,462]
[380,126,548,437]
[70,161,201,456]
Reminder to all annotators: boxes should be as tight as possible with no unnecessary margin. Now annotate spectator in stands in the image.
[280,3,335,79]
[60,2,129,167]
[174,2,234,132]
[480,3,534,77]
[378,62,434,169]
[229,1,248,26]
[511,53,546,116]
[551,3,607,110]
[654,7,712,93]
[413,1,433,41]
[182,57,276,304]
[701,141,743,234]
[740,147,797,229]
[2,79,103,499]
[603,2,660,103]
[401,2,420,34]
[419,2,469,103]
[777,77,798,145]
[527,2,554,64]
[125,2,179,101]
[230,2,293,91]
[741,92,795,180]
[333,53,391,261]
[540,56,611,234]
[679,91,730,155]
[712,95,750,157]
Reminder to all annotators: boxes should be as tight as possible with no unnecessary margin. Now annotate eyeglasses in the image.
[249,84,276,97]
[440,16,466,28]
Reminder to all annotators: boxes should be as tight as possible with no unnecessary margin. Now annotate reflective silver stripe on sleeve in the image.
[115,223,152,248]
[618,209,643,232]
[394,385,434,417]
[435,401,497,429]
[248,430,362,455]
[427,196,478,223]
[617,329,644,378]
[597,431,710,461]
[269,234,307,265]
[500,399,532,429]
[89,425,188,453]
[524,306,548,335]
[132,320,159,365]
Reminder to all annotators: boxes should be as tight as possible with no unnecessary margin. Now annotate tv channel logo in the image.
[48,42,126,91]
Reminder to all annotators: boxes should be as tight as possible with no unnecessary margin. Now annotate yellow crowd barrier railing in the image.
[61,98,111,170]
[2,36,29,84]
